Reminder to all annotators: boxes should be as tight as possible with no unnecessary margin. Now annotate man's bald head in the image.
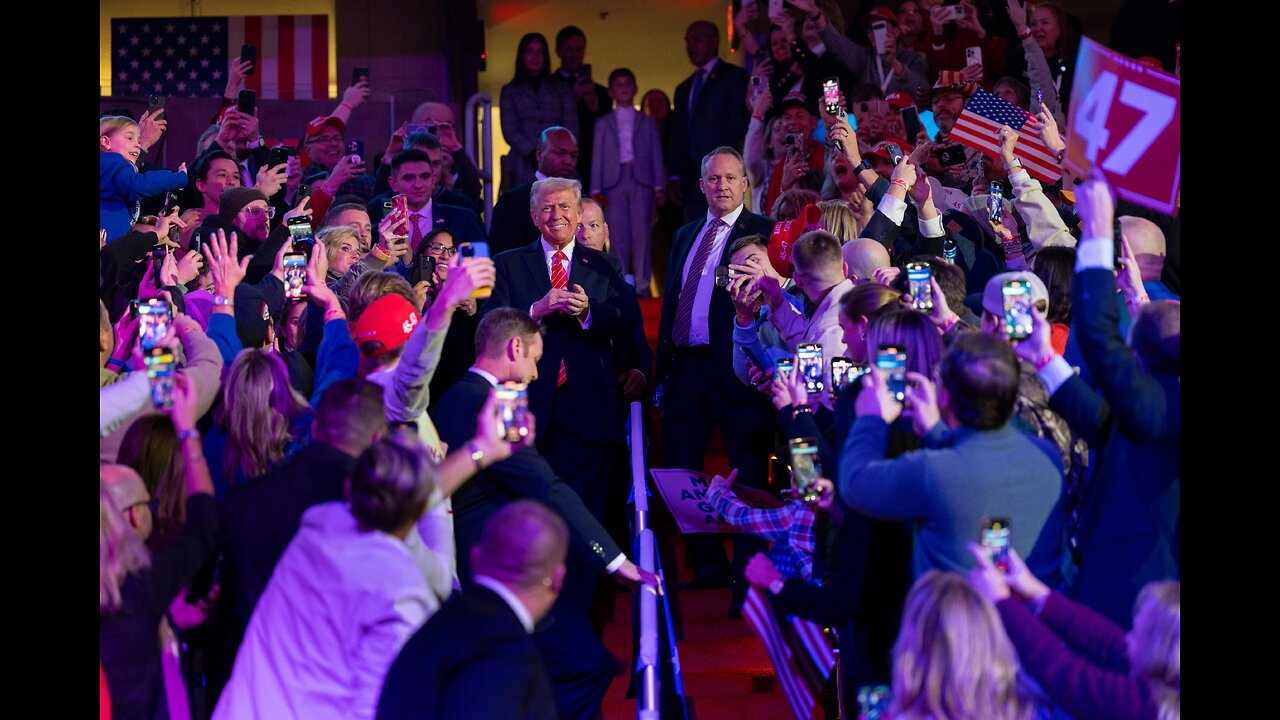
[843,238,892,282]
[536,127,579,178]
[101,464,152,539]
[472,500,569,595]
[410,101,455,125]
[1119,216,1167,282]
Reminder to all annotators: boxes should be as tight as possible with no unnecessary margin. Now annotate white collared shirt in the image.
[469,366,501,387]
[614,105,638,164]
[680,204,745,346]
[472,575,536,633]
[406,198,435,244]
[534,237,592,328]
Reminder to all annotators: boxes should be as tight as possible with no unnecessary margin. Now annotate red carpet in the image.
[598,297,790,719]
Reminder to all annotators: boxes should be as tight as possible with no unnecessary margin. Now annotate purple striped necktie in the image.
[672,217,724,346]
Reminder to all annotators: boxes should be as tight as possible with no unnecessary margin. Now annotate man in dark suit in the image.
[376,500,567,720]
[668,21,750,222]
[207,380,388,707]
[482,178,647,529]
[365,149,486,276]
[430,308,653,720]
[1016,178,1180,627]
[488,127,580,255]
[554,25,612,182]
[654,146,776,599]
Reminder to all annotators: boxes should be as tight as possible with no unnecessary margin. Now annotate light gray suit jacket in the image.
[590,108,665,195]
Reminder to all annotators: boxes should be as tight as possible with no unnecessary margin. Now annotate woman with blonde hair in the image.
[891,571,1045,720]
[816,199,859,244]
[970,545,1179,720]
[207,349,312,495]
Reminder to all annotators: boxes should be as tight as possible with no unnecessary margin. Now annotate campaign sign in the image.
[649,469,783,534]
[1066,38,1180,214]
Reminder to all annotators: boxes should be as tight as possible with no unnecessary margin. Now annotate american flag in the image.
[110,16,330,100]
[742,586,837,720]
[949,88,1061,184]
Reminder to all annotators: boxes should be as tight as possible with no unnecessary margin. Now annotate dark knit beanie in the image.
[217,187,270,223]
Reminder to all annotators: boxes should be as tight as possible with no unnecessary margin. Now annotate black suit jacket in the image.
[655,209,776,402]
[600,252,654,383]
[365,192,487,249]
[669,60,750,179]
[487,179,541,256]
[482,240,643,442]
[430,373,623,582]
[376,585,558,720]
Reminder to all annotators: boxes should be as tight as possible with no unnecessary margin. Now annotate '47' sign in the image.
[1066,38,1181,214]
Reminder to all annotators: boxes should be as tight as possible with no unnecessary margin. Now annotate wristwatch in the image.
[858,158,874,173]
[768,578,786,595]
[213,294,233,306]
[468,442,486,471]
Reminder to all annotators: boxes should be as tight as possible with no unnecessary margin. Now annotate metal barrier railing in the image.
[629,400,661,719]
[463,93,496,230]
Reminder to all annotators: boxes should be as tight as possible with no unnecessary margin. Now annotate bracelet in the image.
[370,244,391,261]
[106,357,127,370]
[324,308,347,322]
[1034,352,1057,371]
[890,178,911,191]
[941,313,960,334]
[1004,160,1022,171]
[177,428,200,443]
[1055,148,1066,163]
[1017,28,1032,41]
[790,405,813,421]
[339,101,355,111]
[468,442,486,471]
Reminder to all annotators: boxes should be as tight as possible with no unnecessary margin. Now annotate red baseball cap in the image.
[305,115,347,140]
[352,295,419,356]
[768,204,823,278]
[885,91,915,110]
[862,7,899,28]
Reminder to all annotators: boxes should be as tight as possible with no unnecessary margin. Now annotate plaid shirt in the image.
[706,484,818,583]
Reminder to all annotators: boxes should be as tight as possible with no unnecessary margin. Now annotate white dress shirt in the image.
[614,105,638,164]
[535,237,592,328]
[680,204,745,346]
[405,198,435,243]
[473,575,536,633]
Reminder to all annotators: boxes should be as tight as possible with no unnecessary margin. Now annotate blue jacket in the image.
[1050,268,1180,627]
[99,152,187,243]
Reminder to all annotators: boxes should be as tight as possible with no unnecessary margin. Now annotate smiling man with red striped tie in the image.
[654,146,776,609]
[482,177,647,532]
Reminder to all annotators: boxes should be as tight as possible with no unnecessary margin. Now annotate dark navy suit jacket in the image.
[482,239,644,443]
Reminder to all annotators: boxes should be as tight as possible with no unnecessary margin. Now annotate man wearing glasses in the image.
[301,115,378,206]
[409,101,484,207]
[191,187,310,284]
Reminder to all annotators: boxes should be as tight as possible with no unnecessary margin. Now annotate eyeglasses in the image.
[243,205,276,219]
[427,242,457,256]
[307,134,346,146]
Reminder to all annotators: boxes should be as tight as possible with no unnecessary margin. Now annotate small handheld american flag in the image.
[948,88,1062,184]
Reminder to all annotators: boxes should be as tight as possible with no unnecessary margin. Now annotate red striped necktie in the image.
[550,250,568,387]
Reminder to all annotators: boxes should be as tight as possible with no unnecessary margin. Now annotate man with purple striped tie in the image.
[654,146,776,611]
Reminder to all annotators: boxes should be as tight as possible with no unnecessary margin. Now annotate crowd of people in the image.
[101,1,1179,719]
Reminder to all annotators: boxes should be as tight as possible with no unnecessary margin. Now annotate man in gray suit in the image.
[590,68,666,297]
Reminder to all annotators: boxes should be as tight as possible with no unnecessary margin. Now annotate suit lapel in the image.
[518,241,552,298]
[568,247,591,293]
[670,218,707,299]
[714,213,755,267]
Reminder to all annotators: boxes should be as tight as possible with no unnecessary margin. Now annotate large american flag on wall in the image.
[110,16,330,100]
